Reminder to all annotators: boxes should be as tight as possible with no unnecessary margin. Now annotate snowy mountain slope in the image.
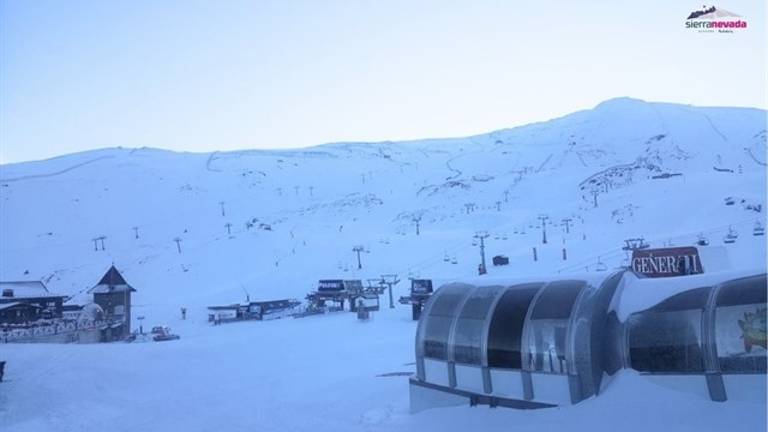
[0,97,765,321]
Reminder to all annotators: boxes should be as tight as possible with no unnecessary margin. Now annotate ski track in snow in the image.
[0,155,114,183]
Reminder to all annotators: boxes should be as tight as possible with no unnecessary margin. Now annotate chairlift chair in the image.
[724,226,738,244]
[754,221,765,237]
[595,258,608,272]
[696,234,709,246]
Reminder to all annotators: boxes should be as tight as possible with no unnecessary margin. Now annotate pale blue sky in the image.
[1,0,765,164]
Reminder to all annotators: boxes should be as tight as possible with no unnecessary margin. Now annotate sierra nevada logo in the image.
[685,5,747,32]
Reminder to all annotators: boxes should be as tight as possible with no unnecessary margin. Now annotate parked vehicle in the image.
[152,326,180,342]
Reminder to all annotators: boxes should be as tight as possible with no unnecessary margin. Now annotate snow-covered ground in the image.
[0,97,766,431]
[1,308,765,432]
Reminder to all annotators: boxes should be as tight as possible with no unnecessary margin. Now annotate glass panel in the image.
[526,320,570,373]
[453,286,502,364]
[716,277,766,307]
[715,276,767,373]
[487,285,541,369]
[424,316,453,359]
[525,281,584,373]
[530,281,584,320]
[628,309,704,372]
[422,284,470,360]
[453,319,486,364]
[651,287,710,312]
[428,285,468,316]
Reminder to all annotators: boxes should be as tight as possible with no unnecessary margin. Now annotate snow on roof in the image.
[0,302,21,310]
[0,281,65,299]
[0,301,43,311]
[208,305,241,310]
[613,268,764,321]
[89,265,136,293]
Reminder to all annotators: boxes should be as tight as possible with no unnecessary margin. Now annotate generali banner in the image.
[631,247,704,278]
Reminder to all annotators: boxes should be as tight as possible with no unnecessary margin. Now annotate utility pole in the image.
[591,191,599,208]
[92,238,99,251]
[219,201,226,217]
[225,223,232,235]
[503,190,510,203]
[352,245,366,269]
[473,231,490,275]
[309,186,314,197]
[98,236,106,251]
[173,237,182,254]
[132,226,140,239]
[495,201,502,211]
[294,186,299,196]
[538,215,549,244]
[412,216,422,236]
[381,274,400,309]
[561,218,572,234]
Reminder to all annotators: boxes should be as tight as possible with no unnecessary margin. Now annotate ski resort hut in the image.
[89,265,136,340]
[399,279,434,320]
[0,281,66,323]
[207,305,241,323]
[307,280,363,311]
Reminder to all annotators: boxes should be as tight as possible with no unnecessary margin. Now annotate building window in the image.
[628,287,710,373]
[628,309,705,373]
[714,276,767,373]
[487,284,541,369]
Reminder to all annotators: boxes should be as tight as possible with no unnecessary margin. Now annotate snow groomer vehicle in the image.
[410,247,766,412]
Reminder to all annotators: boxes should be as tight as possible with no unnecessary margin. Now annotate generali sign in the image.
[631,247,703,278]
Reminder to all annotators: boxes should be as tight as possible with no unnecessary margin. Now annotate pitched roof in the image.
[90,265,136,293]
[0,281,65,299]
[98,265,128,285]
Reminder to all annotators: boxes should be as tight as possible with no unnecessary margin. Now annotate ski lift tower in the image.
[381,274,400,309]
[473,231,490,275]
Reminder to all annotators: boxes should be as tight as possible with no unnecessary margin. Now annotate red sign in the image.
[631,247,703,278]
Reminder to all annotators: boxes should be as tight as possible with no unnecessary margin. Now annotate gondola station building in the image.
[410,248,766,412]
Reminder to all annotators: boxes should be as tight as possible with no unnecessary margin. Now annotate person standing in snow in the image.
[0,361,5,382]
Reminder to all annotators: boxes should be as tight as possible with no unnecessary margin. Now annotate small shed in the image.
[248,299,301,320]
[208,305,241,323]
[350,293,380,312]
